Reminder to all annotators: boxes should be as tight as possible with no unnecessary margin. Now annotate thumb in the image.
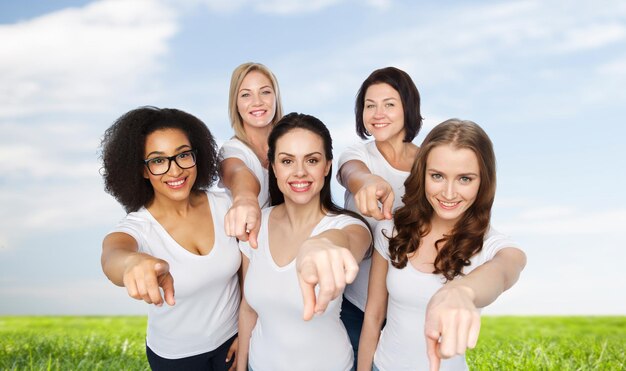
[155,262,175,306]
[426,332,441,371]
[154,261,169,275]
[248,225,260,249]
[381,190,395,220]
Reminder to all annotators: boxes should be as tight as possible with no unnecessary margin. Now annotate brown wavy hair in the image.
[388,119,496,281]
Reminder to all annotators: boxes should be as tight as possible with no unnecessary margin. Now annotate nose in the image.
[374,105,385,118]
[252,92,262,105]
[167,159,184,176]
[295,161,306,177]
[441,180,457,200]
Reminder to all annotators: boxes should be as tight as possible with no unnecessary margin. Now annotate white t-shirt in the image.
[240,207,369,371]
[109,191,241,359]
[337,141,410,311]
[372,219,521,371]
[218,138,270,208]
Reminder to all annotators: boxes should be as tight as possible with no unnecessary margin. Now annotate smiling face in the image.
[272,128,331,206]
[237,70,277,130]
[143,128,196,203]
[425,144,481,225]
[363,82,405,144]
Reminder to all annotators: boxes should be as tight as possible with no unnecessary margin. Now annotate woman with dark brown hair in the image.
[358,119,526,371]
[100,107,240,370]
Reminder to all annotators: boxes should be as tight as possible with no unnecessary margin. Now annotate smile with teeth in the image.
[289,181,311,191]
[250,110,266,117]
[371,123,389,128]
[439,200,461,208]
[166,178,186,188]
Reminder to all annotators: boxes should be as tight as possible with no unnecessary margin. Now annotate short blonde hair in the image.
[228,62,284,143]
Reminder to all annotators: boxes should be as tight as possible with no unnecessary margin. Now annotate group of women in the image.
[100,62,526,371]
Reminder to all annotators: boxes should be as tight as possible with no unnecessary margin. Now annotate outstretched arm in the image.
[101,232,175,306]
[357,250,388,371]
[338,160,394,220]
[221,157,262,248]
[425,247,526,370]
[297,224,371,321]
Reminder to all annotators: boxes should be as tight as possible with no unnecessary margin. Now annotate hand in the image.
[296,238,359,321]
[424,285,480,371]
[122,253,175,307]
[224,196,261,248]
[354,175,394,221]
[226,336,238,371]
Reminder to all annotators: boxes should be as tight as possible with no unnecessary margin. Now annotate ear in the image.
[324,161,331,176]
[143,167,150,179]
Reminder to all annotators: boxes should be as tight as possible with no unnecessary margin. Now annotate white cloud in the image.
[598,53,626,76]
[364,0,391,10]
[256,0,342,14]
[192,0,346,14]
[554,23,626,53]
[0,0,178,118]
[0,181,124,245]
[499,206,626,236]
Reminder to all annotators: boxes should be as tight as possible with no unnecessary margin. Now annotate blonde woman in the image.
[220,62,284,248]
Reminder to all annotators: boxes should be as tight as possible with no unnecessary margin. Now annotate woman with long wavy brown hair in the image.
[358,119,526,371]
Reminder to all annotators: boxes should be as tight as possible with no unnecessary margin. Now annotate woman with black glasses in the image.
[100,106,240,370]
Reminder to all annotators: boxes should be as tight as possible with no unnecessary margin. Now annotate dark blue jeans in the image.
[146,334,236,371]
[340,296,364,370]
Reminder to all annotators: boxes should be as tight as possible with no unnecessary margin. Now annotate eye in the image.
[240,92,250,98]
[385,102,394,108]
[261,89,273,95]
[307,158,319,164]
[281,158,293,165]
[430,173,443,181]
[177,151,192,160]
[459,176,472,184]
[149,157,166,165]
[365,104,375,109]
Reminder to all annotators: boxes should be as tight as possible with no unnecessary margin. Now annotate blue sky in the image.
[0,0,624,315]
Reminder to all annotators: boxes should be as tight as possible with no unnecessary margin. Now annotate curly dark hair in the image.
[388,119,496,281]
[355,66,423,142]
[100,106,218,213]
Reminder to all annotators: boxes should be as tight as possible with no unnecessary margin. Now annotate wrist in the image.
[444,282,476,302]
[233,193,258,204]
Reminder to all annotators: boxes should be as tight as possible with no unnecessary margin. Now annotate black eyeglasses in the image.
[143,149,197,175]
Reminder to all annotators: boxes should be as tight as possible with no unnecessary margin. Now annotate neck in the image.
[148,192,197,218]
[278,197,325,230]
[429,214,456,236]
[244,124,272,166]
[375,138,415,168]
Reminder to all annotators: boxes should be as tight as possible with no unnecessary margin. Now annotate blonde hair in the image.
[228,62,284,143]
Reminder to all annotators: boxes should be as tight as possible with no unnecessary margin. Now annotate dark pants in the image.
[146,334,236,371]
[340,296,364,370]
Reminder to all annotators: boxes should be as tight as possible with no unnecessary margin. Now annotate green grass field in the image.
[1,316,624,370]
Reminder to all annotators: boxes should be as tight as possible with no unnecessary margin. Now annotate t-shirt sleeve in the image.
[373,219,395,261]
[217,140,266,202]
[337,142,370,169]
[329,213,369,231]
[472,227,522,266]
[108,214,146,251]
[219,139,255,169]
[310,214,370,247]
